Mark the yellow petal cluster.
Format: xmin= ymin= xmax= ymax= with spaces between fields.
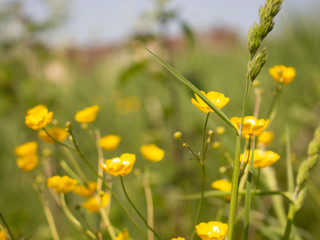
xmin=47 ymin=175 xmax=78 ymax=193
xmin=171 ymin=238 xmax=185 ymax=240
xmin=231 ymin=116 xmax=269 ymax=138
xmin=140 ymin=144 xmax=165 ymax=162
xmin=99 ymin=135 xmax=121 ymax=151
xmin=257 ymin=131 xmax=274 ymax=146
xmin=38 ymin=127 xmax=68 ymax=143
xmin=73 ymin=182 xmax=97 ymax=197
xmin=195 ymin=221 xmax=228 ymax=240
xmin=269 ymin=65 xmax=296 ymax=85
xmin=74 ymin=105 xmax=99 ymax=123
xmin=114 ymin=228 xmax=130 ymax=240
xmin=25 ymin=105 xmax=53 ymax=130
xmin=81 ymin=192 xmax=110 ymax=212
xmin=100 ymin=153 xmax=136 ymax=177
xmin=14 ymin=141 xmax=38 ymax=171
xmin=240 ymin=149 xmax=280 ymax=168
xmin=191 ymin=91 xmax=229 ymax=114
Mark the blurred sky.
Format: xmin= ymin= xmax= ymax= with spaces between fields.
xmin=13 ymin=0 xmax=320 ymax=47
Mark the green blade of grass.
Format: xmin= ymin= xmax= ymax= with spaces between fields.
xmin=286 ymin=125 xmax=295 ymax=193
xmin=142 ymin=44 xmax=239 ymax=134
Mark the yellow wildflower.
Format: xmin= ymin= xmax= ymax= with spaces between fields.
xmin=231 ymin=116 xmax=269 ymax=138
xmin=195 ymin=221 xmax=228 ymax=240
xmin=16 ymin=155 xmax=39 ymax=171
xmin=140 ymin=144 xmax=165 ymax=162
xmin=73 ymin=182 xmax=97 ymax=197
xmin=114 ymin=228 xmax=129 ymax=240
xmin=81 ymin=193 xmax=110 ymax=212
xmin=99 ymin=135 xmax=121 ymax=151
xmin=47 ymin=175 xmax=78 ymax=193
xmin=212 ymin=141 xmax=221 ymax=149
xmin=25 ymin=105 xmax=53 ymax=130
xmin=0 ymin=230 xmax=6 ymax=240
xmin=240 ymin=149 xmax=280 ymax=168
xmin=269 ymin=65 xmax=296 ymax=85
xmin=191 ymin=91 xmax=229 ymax=114
xmin=257 ymin=131 xmax=274 ymax=146
xmin=15 ymin=141 xmax=37 ymax=157
xmin=74 ymin=105 xmax=99 ymax=123
xmin=38 ymin=127 xmax=68 ymax=143
xmin=171 ymin=238 xmax=185 ymax=240
xmin=100 ymin=153 xmax=136 ymax=177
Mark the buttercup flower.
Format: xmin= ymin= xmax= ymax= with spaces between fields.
xmin=38 ymin=127 xmax=68 ymax=143
xmin=240 ymin=149 xmax=280 ymax=168
xmin=15 ymin=141 xmax=38 ymax=157
xmin=140 ymin=144 xmax=165 ymax=162
xmin=171 ymin=238 xmax=185 ymax=240
xmin=99 ymin=135 xmax=121 ymax=151
xmin=216 ymin=126 xmax=225 ymax=135
xmin=191 ymin=91 xmax=229 ymax=114
xmin=257 ymin=131 xmax=274 ymax=146
xmin=74 ymin=105 xmax=99 ymax=123
xmin=195 ymin=221 xmax=228 ymax=240
xmin=100 ymin=153 xmax=136 ymax=177
xmin=269 ymin=65 xmax=296 ymax=85
xmin=114 ymin=228 xmax=129 ymax=240
xmin=73 ymin=182 xmax=97 ymax=197
xmin=47 ymin=175 xmax=78 ymax=193
xmin=25 ymin=105 xmax=53 ymax=130
xmin=81 ymin=192 xmax=110 ymax=212
xmin=231 ymin=116 xmax=269 ymax=138
xmin=16 ymin=155 xmax=39 ymax=171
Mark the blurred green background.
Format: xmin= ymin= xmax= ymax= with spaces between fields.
xmin=0 ymin=1 xmax=319 ymax=239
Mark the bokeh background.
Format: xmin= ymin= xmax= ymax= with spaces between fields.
xmin=1 ymin=0 xmax=320 ymax=239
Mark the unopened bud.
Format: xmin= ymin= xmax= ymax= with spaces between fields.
xmin=208 ymin=130 xmax=214 ymax=136
xmin=66 ymin=121 xmax=73 ymax=130
xmin=212 ymin=141 xmax=221 ymax=149
xmin=182 ymin=143 xmax=188 ymax=148
xmin=217 ymin=126 xmax=225 ymax=135
xmin=253 ymin=80 xmax=260 ymax=87
xmin=174 ymin=131 xmax=182 ymax=140
xmin=219 ymin=166 xmax=227 ymax=174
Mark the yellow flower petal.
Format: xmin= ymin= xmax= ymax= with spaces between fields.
xmin=47 ymin=175 xmax=78 ymax=193
xmin=74 ymin=105 xmax=99 ymax=123
xmin=269 ymin=65 xmax=296 ymax=85
xmin=15 ymin=141 xmax=38 ymax=157
xmin=191 ymin=91 xmax=229 ymax=114
xmin=99 ymin=135 xmax=121 ymax=151
xmin=38 ymin=127 xmax=68 ymax=143
xmin=100 ymin=153 xmax=136 ymax=176
xmin=114 ymin=228 xmax=129 ymax=240
xmin=195 ymin=221 xmax=228 ymax=240
xmin=140 ymin=144 xmax=165 ymax=162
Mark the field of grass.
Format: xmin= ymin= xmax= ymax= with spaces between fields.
xmin=0 ymin=3 xmax=320 ymax=239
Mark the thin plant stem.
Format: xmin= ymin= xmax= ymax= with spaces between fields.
xmin=191 ymin=113 xmax=210 ymax=240
xmin=62 ymin=148 xmax=88 ymax=183
xmin=244 ymin=137 xmax=256 ymax=240
xmin=120 ymin=176 xmax=162 ymax=240
xmin=41 ymin=196 xmax=61 ymax=240
xmin=68 ymin=128 xmax=147 ymax=239
xmin=59 ymin=193 xmax=96 ymax=239
xmin=0 ymin=213 xmax=15 ymax=240
xmin=143 ymin=166 xmax=154 ymax=240
xmin=42 ymin=128 xmax=76 ymax=152
xmin=286 ymin=125 xmax=295 ymax=193
xmin=266 ymin=83 xmax=283 ymax=125
xmin=100 ymin=208 xmax=116 ymax=239
xmin=228 ymin=64 xmax=253 ymax=240
xmin=59 ymin=160 xmax=81 ymax=181
xmin=283 ymin=204 xmax=296 ymax=240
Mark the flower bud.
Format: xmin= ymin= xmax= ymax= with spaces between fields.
xmin=173 ymin=131 xmax=182 ymax=140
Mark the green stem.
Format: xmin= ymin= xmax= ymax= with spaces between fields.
xmin=244 ymin=137 xmax=255 ymax=240
xmin=0 ymin=213 xmax=15 ymax=240
xmin=120 ymin=176 xmax=162 ymax=240
xmin=68 ymin=129 xmax=147 ymax=239
xmin=266 ymin=83 xmax=283 ymax=125
xmin=286 ymin=125 xmax=295 ymax=193
xmin=42 ymin=128 xmax=76 ymax=152
xmin=191 ymin=113 xmax=210 ymax=240
xmin=100 ymin=209 xmax=116 ymax=239
xmin=60 ymin=193 xmax=96 ymax=239
xmin=42 ymin=199 xmax=61 ymax=240
xmin=283 ymin=204 xmax=296 ymax=240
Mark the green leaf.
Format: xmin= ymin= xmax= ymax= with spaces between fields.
xmin=142 ymin=44 xmax=239 ymax=134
